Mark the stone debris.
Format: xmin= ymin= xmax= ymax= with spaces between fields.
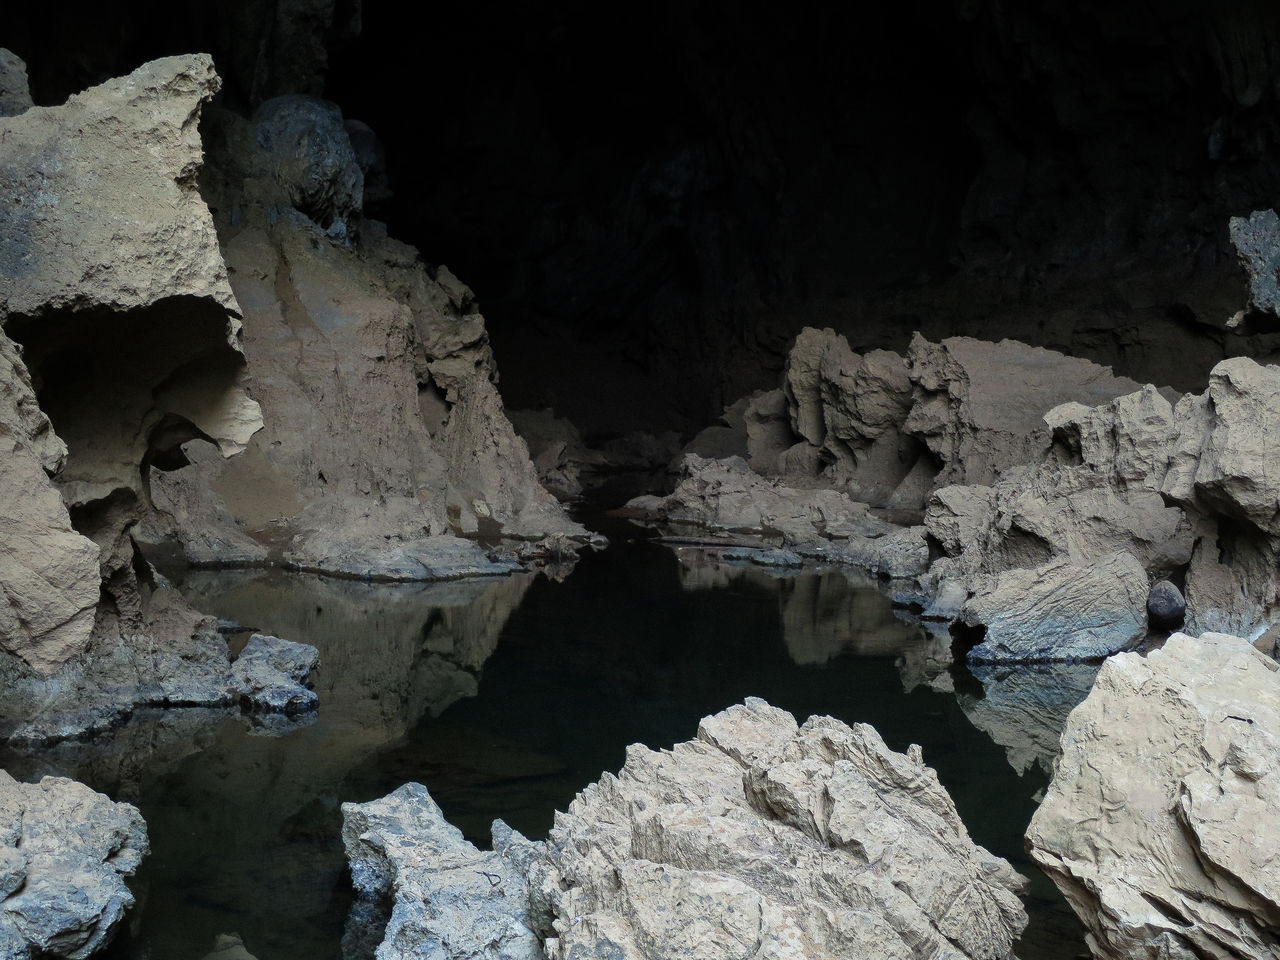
xmin=1027 ymin=631 xmax=1280 ymax=960
xmin=345 ymin=699 xmax=1029 ymax=960
xmin=0 ymin=772 xmax=148 ymax=959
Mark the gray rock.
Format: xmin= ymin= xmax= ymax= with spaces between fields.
xmin=0 ymin=49 xmax=32 ymax=118
xmin=0 ymin=772 xmax=148 ymax=959
xmin=229 ymin=633 xmax=319 ymax=714
xmin=1229 ymin=208 xmax=1280 ymax=316
xmin=964 ymin=552 xmax=1149 ymax=662
xmin=341 ymin=783 xmax=542 ymax=960
xmin=1027 ymin=632 xmax=1280 ymax=960
xmin=1146 ymin=579 xmax=1185 ymax=629
xmin=252 ymin=95 xmax=363 ymax=237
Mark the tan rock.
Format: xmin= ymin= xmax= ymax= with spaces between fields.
xmin=1027 ymin=632 xmax=1280 ymax=960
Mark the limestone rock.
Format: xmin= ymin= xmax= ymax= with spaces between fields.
xmin=1229 ymin=208 xmax=1280 ymax=316
xmin=229 ymin=633 xmax=319 ymax=714
xmin=0 ymin=772 xmax=148 ymax=959
xmin=252 ymin=95 xmax=363 ymax=238
xmin=342 ymin=783 xmax=541 ymax=960
xmin=0 ymin=54 xmax=238 ymax=318
xmin=1027 ymin=632 xmax=1280 ymax=960
xmin=536 ymin=699 xmax=1028 ymax=959
xmin=0 ymin=49 xmax=32 ymax=118
xmin=904 ymin=334 xmax=1146 ymax=489
xmin=964 ymin=552 xmax=1149 ymax=662
xmin=347 ymin=700 xmax=1029 ymax=960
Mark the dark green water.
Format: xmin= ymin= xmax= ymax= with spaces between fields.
xmin=2 ymin=537 xmax=1087 ymax=960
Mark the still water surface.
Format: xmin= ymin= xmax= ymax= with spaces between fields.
xmin=3 ymin=535 xmax=1088 ymax=959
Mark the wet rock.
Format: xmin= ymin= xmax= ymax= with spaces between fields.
xmin=0 ymin=772 xmax=148 ymax=959
xmin=0 ymin=49 xmax=32 ymax=118
xmin=229 ymin=633 xmax=319 ymax=714
xmin=720 ymin=546 xmax=804 ymax=568
xmin=1146 ymin=579 xmax=1185 ymax=629
xmin=349 ymin=699 xmax=1028 ymax=960
xmin=342 ymin=783 xmax=542 ymax=960
xmin=1229 ymin=208 xmax=1280 ymax=316
xmin=1027 ymin=632 xmax=1280 ymax=960
xmin=964 ymin=552 xmax=1149 ymax=663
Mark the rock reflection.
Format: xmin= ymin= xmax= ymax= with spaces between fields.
xmin=959 ymin=662 xmax=1101 ymax=778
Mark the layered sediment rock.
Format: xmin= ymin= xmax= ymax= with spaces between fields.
xmin=345 ymin=699 xmax=1029 ymax=960
xmin=142 ymin=93 xmax=587 ymax=577
xmin=0 ymin=772 xmax=148 ymax=959
xmin=1027 ymin=632 xmax=1280 ymax=959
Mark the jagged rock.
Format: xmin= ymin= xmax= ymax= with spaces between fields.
xmin=964 ymin=552 xmax=1149 ymax=662
xmin=347 ymin=700 xmax=1029 ymax=960
xmin=1146 ymin=579 xmax=1185 ymax=629
xmin=960 ymin=662 xmax=1100 ymax=777
xmin=229 ymin=633 xmax=319 ymax=713
xmin=904 ymin=334 xmax=1147 ymax=489
xmin=0 ymin=49 xmax=32 ymax=118
xmin=253 ymin=95 xmax=363 ymax=238
xmin=743 ymin=388 xmax=795 ymax=474
xmin=1230 ymin=208 xmax=1280 ymax=316
xmin=0 ymin=55 xmax=262 ymax=683
xmin=199 ymin=933 xmax=261 ymax=960
xmin=0 ymin=772 xmax=148 ymax=959
xmin=342 ymin=783 xmax=542 ymax=960
xmin=140 ymin=104 xmax=584 ymax=576
xmin=1027 ymin=632 xmax=1280 ymax=960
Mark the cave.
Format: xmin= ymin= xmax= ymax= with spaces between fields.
xmin=4 ymin=5 xmax=1280 ymax=960
xmin=12 ymin=1 xmax=1280 ymax=438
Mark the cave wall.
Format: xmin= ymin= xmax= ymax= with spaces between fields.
xmin=10 ymin=0 xmax=1280 ymax=437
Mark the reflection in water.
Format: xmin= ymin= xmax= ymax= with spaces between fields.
xmin=0 ymin=540 xmax=1087 ymax=960
xmin=960 ymin=662 xmax=1101 ymax=779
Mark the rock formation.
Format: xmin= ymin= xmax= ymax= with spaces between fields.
xmin=139 ymin=92 xmax=588 ymax=577
xmin=345 ymin=699 xmax=1029 ymax=960
xmin=0 ymin=772 xmax=148 ymax=959
xmin=1027 ymin=632 xmax=1280 ymax=959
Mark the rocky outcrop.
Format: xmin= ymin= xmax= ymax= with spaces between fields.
xmin=346 ymin=699 xmax=1029 ymax=960
xmin=1230 ymin=208 xmax=1280 ymax=317
xmin=0 ymin=55 xmax=263 ymax=699
xmin=0 ymin=772 xmax=148 ymax=959
xmin=140 ymin=93 xmax=587 ymax=578
xmin=1027 ymin=632 xmax=1280 ymax=960
xmin=342 ymin=784 xmax=541 ymax=960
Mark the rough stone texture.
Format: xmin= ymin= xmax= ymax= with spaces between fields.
xmin=0 ymin=50 xmax=31 ymax=120
xmin=1146 ymin=579 xmax=1186 ymax=629
xmin=140 ymin=99 xmax=585 ymax=578
xmin=228 ymin=633 xmax=319 ymax=714
xmin=342 ymin=783 xmax=542 ymax=960
xmin=1230 ymin=208 xmax=1280 ymax=316
xmin=0 ymin=771 xmax=148 ymax=959
xmin=1027 ymin=632 xmax=1280 ymax=960
xmin=964 ymin=552 xmax=1149 ymax=663
xmin=904 ymin=334 xmax=1147 ymax=489
xmin=347 ymin=700 xmax=1028 ymax=960
xmin=0 ymin=55 xmax=262 ymax=680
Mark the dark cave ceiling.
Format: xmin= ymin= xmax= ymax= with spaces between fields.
xmin=9 ymin=0 xmax=1280 ymax=433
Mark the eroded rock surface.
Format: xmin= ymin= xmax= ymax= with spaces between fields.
xmin=0 ymin=772 xmax=147 ymax=959
xmin=346 ymin=699 xmax=1029 ymax=960
xmin=1027 ymin=632 xmax=1280 ymax=960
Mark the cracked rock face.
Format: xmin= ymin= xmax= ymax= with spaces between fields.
xmin=1027 ymin=631 xmax=1280 ymax=960
xmin=0 ymin=772 xmax=148 ymax=959
xmin=345 ymin=699 xmax=1029 ymax=960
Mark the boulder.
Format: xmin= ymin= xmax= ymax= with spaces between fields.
xmin=229 ymin=633 xmax=319 ymax=714
xmin=347 ymin=699 xmax=1030 ymax=960
xmin=0 ymin=772 xmax=148 ymax=959
xmin=963 ymin=552 xmax=1149 ymax=662
xmin=1027 ymin=632 xmax=1280 ymax=960
xmin=1146 ymin=579 xmax=1186 ymax=629
xmin=0 ymin=49 xmax=32 ymax=118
